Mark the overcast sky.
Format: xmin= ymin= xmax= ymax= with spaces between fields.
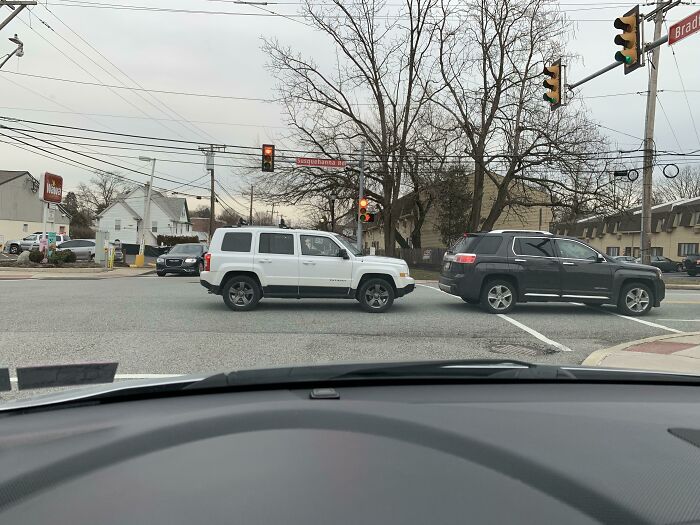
xmin=1 ymin=0 xmax=699 ymax=221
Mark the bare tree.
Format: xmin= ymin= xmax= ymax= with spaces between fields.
xmin=77 ymin=171 xmax=130 ymax=216
xmin=262 ymin=0 xmax=438 ymax=256
xmin=655 ymin=167 xmax=700 ymax=202
xmin=433 ymin=0 xmax=606 ymax=231
xmin=191 ymin=205 xmax=211 ymax=218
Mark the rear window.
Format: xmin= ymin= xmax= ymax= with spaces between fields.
xmin=259 ymin=233 xmax=294 ymax=255
xmin=221 ymin=232 xmax=252 ymax=252
xmin=475 ymin=236 xmax=502 ymax=254
xmin=449 ymin=236 xmax=481 ymax=254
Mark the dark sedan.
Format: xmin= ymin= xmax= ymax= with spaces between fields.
xmin=684 ymin=254 xmax=700 ymax=276
xmin=635 ymin=255 xmax=683 ymax=273
xmin=156 ymin=243 xmax=207 ymax=276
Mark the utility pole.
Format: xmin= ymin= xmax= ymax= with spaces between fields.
xmin=270 ymin=202 xmax=276 ymax=225
xmin=199 ymin=144 xmax=225 ymax=240
xmin=640 ymin=3 xmax=665 ymax=265
xmin=0 ymin=1 xmax=36 ymax=33
xmin=135 ymin=156 xmax=156 ymax=267
xmin=249 ymin=185 xmax=254 ymax=225
xmin=356 ymin=142 xmax=365 ymax=251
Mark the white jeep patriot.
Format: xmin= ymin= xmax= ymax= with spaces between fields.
xmin=200 ymin=227 xmax=415 ymax=313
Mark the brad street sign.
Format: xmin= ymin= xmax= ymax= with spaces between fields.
xmin=669 ymin=9 xmax=700 ymax=45
xmin=296 ymin=157 xmax=346 ymax=168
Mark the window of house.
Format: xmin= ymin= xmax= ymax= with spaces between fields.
xmin=650 ymin=247 xmax=663 ymax=256
xmin=258 ymin=233 xmax=294 ymax=255
xmin=613 ymin=222 xmax=619 ymax=233
xmin=694 ymin=211 xmax=700 ymax=226
xmin=678 ymin=243 xmax=699 ymax=256
xmin=22 ymin=224 xmax=28 ymax=233
xmin=606 ymin=247 xmax=620 ymax=256
xmin=151 ymin=221 xmax=158 ymax=233
xmin=115 ymin=219 xmax=121 ymax=231
xmin=633 ymin=247 xmax=641 ymax=258
xmin=673 ymin=213 xmax=681 ymax=227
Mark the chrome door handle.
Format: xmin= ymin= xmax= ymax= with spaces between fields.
xmin=259 ymin=258 xmax=272 ymax=263
xmin=514 ymin=258 xmax=526 ymax=263
xmin=302 ymin=260 xmax=316 ymax=265
xmin=562 ymin=261 xmax=575 ymax=266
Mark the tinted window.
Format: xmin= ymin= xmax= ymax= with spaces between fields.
xmin=60 ymin=240 xmax=76 ymax=248
xmin=169 ymin=244 xmax=202 ymax=255
xmin=514 ymin=237 xmax=555 ymax=257
xmin=301 ymin=235 xmax=341 ymax=256
xmin=557 ymin=239 xmax=598 ymax=261
xmin=78 ymin=240 xmax=94 ymax=247
xmin=221 ymin=232 xmax=252 ymax=252
xmin=449 ymin=236 xmax=481 ymax=254
xmin=475 ymin=236 xmax=502 ymax=255
xmin=259 ymin=233 xmax=294 ymax=255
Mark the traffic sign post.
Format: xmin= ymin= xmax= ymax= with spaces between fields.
xmin=669 ymin=9 xmax=700 ymax=45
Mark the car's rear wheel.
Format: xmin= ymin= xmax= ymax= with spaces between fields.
xmin=9 ymin=244 xmax=19 ymax=255
xmin=222 ymin=276 xmax=261 ymax=311
xmin=157 ymin=271 xmax=166 ymax=277
xmin=617 ymin=282 xmax=653 ymax=316
xmin=197 ymin=262 xmax=204 ymax=276
xmin=689 ymin=270 xmax=697 ymax=277
xmin=480 ymin=279 xmax=516 ymax=314
xmin=358 ymin=278 xmax=395 ymax=313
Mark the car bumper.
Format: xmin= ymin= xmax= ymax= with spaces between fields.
xmin=156 ymin=263 xmax=199 ymax=274
xmin=200 ymin=279 xmax=220 ymax=295
xmin=654 ymin=279 xmax=665 ymax=307
xmin=396 ymin=283 xmax=415 ymax=297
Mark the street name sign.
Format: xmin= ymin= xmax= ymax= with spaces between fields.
xmin=296 ymin=157 xmax=347 ymax=168
xmin=669 ymin=10 xmax=700 ymax=45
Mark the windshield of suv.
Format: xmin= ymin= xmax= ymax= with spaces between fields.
xmin=168 ymin=244 xmax=202 ymax=255
xmin=1 ymin=0 xmax=698 ymax=407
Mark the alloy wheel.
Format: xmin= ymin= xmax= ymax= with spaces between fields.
xmin=487 ymin=285 xmax=513 ymax=311
xmin=365 ymin=284 xmax=389 ymax=309
xmin=625 ymin=287 xmax=650 ymax=313
xmin=229 ymin=281 xmax=255 ymax=307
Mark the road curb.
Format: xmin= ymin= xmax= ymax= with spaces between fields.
xmin=582 ymin=331 xmax=700 ymax=366
xmin=665 ymin=283 xmax=700 ymax=290
xmin=0 ymin=267 xmax=106 ymax=273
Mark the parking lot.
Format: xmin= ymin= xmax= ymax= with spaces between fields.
xmin=0 ymin=276 xmax=698 ymax=382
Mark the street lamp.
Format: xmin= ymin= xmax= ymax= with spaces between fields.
xmin=135 ymin=156 xmax=156 ymax=267
xmin=0 ymin=34 xmax=23 ymax=70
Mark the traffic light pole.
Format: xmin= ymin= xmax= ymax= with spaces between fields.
xmin=640 ymin=5 xmax=665 ymax=265
xmin=356 ymin=142 xmax=365 ymax=252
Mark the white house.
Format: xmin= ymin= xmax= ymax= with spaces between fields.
xmin=97 ymin=186 xmax=191 ymax=246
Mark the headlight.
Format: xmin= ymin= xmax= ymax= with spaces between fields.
xmin=185 ymin=258 xmax=197 ymax=263
xmin=656 ymin=268 xmax=662 ymax=277
xmin=156 ymin=257 xmax=164 ymax=263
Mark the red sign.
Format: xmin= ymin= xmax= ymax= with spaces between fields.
xmin=669 ymin=10 xmax=700 ymax=45
xmin=42 ymin=172 xmax=63 ymax=203
xmin=296 ymin=157 xmax=346 ymax=168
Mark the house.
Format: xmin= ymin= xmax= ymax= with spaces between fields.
xmin=553 ymin=196 xmax=700 ymax=259
xmin=97 ymin=185 xmax=191 ymax=246
xmin=190 ymin=217 xmax=226 ymax=243
xmin=363 ymin=176 xmax=554 ymax=250
xmin=0 ymin=170 xmax=71 ymax=246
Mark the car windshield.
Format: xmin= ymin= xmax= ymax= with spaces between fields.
xmin=168 ymin=244 xmax=201 ymax=255
xmin=1 ymin=0 xmax=699 ymax=409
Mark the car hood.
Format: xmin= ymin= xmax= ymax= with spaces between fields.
xmin=356 ymin=255 xmax=407 ymax=267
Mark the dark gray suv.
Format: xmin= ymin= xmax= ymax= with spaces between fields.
xmin=438 ymin=230 xmax=665 ymax=316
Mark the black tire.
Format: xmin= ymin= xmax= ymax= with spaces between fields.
xmin=461 ymin=297 xmax=479 ymax=304
xmin=617 ymin=282 xmax=653 ymax=316
xmin=480 ymin=279 xmax=516 ymax=314
xmin=222 ymin=275 xmax=261 ymax=311
xmin=358 ymin=278 xmax=395 ymax=313
xmin=157 ymin=271 xmax=166 ymax=277
xmin=689 ymin=271 xmax=697 ymax=277
xmin=9 ymin=244 xmax=19 ymax=255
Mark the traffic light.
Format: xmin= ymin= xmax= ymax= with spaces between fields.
xmin=614 ymin=5 xmax=643 ymax=75
xmin=542 ymin=59 xmax=565 ymax=110
xmin=358 ymin=197 xmax=374 ymax=223
xmin=262 ymin=144 xmax=275 ymax=172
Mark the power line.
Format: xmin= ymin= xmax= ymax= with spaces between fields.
xmin=665 ymin=20 xmax=700 ymax=147
xmin=656 ymin=94 xmax=683 ymax=152
xmin=0 ymin=70 xmax=274 ymax=101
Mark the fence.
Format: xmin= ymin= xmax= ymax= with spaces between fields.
xmin=371 ymin=247 xmax=447 ymax=270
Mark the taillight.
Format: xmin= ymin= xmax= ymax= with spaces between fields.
xmin=454 ymin=253 xmax=476 ymax=264
xmin=204 ymin=253 xmax=211 ymax=271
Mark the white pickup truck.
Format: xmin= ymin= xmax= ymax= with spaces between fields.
xmin=200 ymin=226 xmax=415 ymax=313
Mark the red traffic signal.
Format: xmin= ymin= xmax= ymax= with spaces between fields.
xmin=262 ymin=144 xmax=275 ymax=172
xmin=359 ymin=197 xmax=374 ymax=222
xmin=360 ymin=213 xmax=375 ymax=223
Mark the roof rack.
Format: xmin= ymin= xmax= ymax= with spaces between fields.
xmin=489 ymin=230 xmax=553 ymax=235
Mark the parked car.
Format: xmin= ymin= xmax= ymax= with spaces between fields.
xmin=200 ymin=227 xmax=415 ymax=312
xmin=56 ymin=239 xmax=96 ymax=261
xmin=634 ymin=255 xmax=683 ymax=273
xmin=157 ymin=243 xmax=207 ymax=276
xmin=613 ymin=256 xmax=638 ymax=264
xmin=683 ymin=254 xmax=700 ymax=276
xmin=438 ymin=230 xmax=665 ymax=316
xmin=4 ymin=233 xmax=70 ymax=254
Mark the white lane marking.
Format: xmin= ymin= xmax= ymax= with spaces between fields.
xmin=8 ymin=373 xmax=185 ymax=383
xmin=416 ymin=284 xmax=572 ymax=352
xmin=657 ymin=319 xmax=700 ymax=322
xmin=572 ymin=302 xmax=684 ymax=334
xmin=496 ymin=314 xmax=572 ymax=352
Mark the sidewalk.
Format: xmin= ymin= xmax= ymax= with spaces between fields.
xmin=583 ymin=332 xmax=700 ymax=374
xmin=0 ymin=267 xmax=155 ymax=280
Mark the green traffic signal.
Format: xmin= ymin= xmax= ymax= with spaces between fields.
xmin=614 ymin=51 xmax=633 ymax=64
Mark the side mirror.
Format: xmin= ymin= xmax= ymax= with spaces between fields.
xmin=597 ymin=253 xmax=606 ymax=263
xmin=338 ymin=248 xmax=349 ymax=260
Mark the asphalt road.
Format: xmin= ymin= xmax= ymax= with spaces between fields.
xmin=1 ymin=275 xmax=699 ymax=381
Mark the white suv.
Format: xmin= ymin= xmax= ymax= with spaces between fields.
xmin=200 ymin=227 xmax=415 ymax=313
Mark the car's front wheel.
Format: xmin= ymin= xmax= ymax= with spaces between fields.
xmin=480 ymin=279 xmax=516 ymax=314
xmin=358 ymin=278 xmax=395 ymax=313
xmin=617 ymin=282 xmax=653 ymax=316
xmin=157 ymin=271 xmax=166 ymax=277
xmin=688 ymin=270 xmax=697 ymax=277
xmin=222 ymin=276 xmax=261 ymax=311
xmin=9 ymin=244 xmax=19 ymax=255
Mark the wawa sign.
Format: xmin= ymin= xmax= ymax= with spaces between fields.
xmin=42 ymin=172 xmax=63 ymax=203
